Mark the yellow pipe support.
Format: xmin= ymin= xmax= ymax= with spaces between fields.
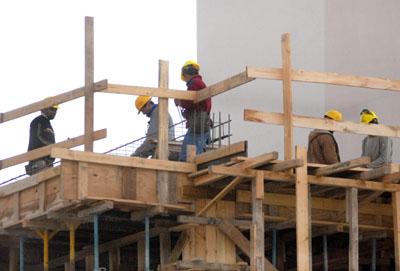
xmin=69 ymin=223 xmax=76 ymax=268
xmin=43 ymin=230 xmax=49 ymax=271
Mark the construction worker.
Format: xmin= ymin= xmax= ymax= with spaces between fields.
xmin=360 ymin=109 xmax=392 ymax=168
xmin=175 ymin=60 xmax=212 ymax=161
xmin=25 ymin=104 xmax=58 ymax=175
xmin=131 ymin=96 xmax=175 ymax=158
xmin=307 ymin=110 xmax=342 ymax=164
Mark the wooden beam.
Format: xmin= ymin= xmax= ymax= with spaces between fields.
xmin=0 ymin=80 xmax=107 ymax=124
xmin=77 ymin=201 xmax=114 ymax=218
xmin=313 ymin=157 xmax=370 ymax=176
xmin=244 ymin=109 xmax=400 ymax=138
xmin=104 ymin=84 xmax=197 ymax=100
xmin=346 ymin=188 xmax=359 ymax=271
xmin=393 ymin=191 xmax=400 ymax=271
xmin=177 ymin=215 xmax=251 ymax=229
xmin=195 ymin=71 xmax=254 ymax=102
xmin=355 ymin=164 xmax=394 ymax=180
xmin=251 ymin=171 xmax=264 ymax=271
xmin=175 ymin=260 xmax=250 ymax=271
xmin=51 ymin=148 xmax=196 ymax=173
xmin=193 ymin=141 xmax=247 ymax=165
xmin=264 ymin=159 xmax=303 ymax=171
xmin=0 ymin=129 xmax=107 ymax=170
xmin=157 ymin=60 xmax=170 ymax=204
xmin=281 ymin=33 xmax=293 ymax=160
xmin=84 ymin=16 xmax=94 ymax=152
xmin=159 ymin=231 xmax=171 ymax=265
xmin=137 ymin=239 xmax=145 ymax=271
xmin=360 ymin=171 xmax=400 ymax=203
xmin=131 ymin=206 xmax=166 ymax=221
xmin=168 ymin=231 xmax=189 ymax=263
xmin=247 ymin=66 xmax=400 ymax=92
xmin=188 ymin=160 xmax=241 ymax=178
xmin=295 ymin=146 xmax=311 ymax=271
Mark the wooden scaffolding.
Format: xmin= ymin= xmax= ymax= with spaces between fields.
xmin=1 ymin=17 xmax=400 ymax=271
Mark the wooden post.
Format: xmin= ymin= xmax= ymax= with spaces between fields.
xmin=157 ymin=60 xmax=170 ymax=204
xmin=393 ymin=191 xmax=400 ymax=271
xmin=251 ymin=171 xmax=265 ymax=271
xmin=84 ymin=16 xmax=94 ymax=152
xmin=109 ymin=247 xmax=120 ymax=271
xmin=9 ymin=247 xmax=18 ymax=271
xmin=346 ymin=188 xmax=359 ymax=271
xmin=159 ymin=232 xmax=171 ymax=266
xmin=281 ymin=33 xmax=293 ymax=160
xmin=295 ymin=146 xmax=311 ymax=271
xmin=85 ymin=255 xmax=93 ymax=271
xmin=138 ymin=239 xmax=145 ymax=271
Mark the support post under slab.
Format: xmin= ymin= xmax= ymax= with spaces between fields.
xmin=145 ymin=216 xmax=150 ymax=271
xmin=19 ymin=237 xmax=24 ymax=271
xmin=93 ymin=214 xmax=99 ymax=271
xmin=323 ymin=235 xmax=328 ymax=271
xmin=371 ymin=238 xmax=376 ymax=271
xmin=272 ymin=230 xmax=277 ymax=266
xmin=69 ymin=223 xmax=77 ymax=271
xmin=44 ymin=231 xmax=49 ymax=271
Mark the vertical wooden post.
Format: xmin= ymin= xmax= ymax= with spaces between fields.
xmin=251 ymin=171 xmax=265 ymax=271
xmin=393 ymin=191 xmax=400 ymax=271
xmin=85 ymin=255 xmax=94 ymax=271
xmin=281 ymin=33 xmax=293 ymax=160
xmin=159 ymin=232 xmax=171 ymax=266
xmin=157 ymin=60 xmax=170 ymax=204
xmin=9 ymin=247 xmax=18 ymax=271
xmin=109 ymin=247 xmax=120 ymax=271
xmin=346 ymin=188 xmax=359 ymax=271
xmin=84 ymin=16 xmax=94 ymax=152
xmin=295 ymin=145 xmax=310 ymax=271
xmin=138 ymin=239 xmax=145 ymax=271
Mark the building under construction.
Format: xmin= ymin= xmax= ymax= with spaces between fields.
xmin=1 ymin=16 xmax=400 ymax=271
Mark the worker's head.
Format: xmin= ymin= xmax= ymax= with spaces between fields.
xmin=135 ymin=96 xmax=153 ymax=115
xmin=324 ymin=110 xmax=342 ymax=121
xmin=41 ymin=104 xmax=58 ymax=120
xmin=360 ymin=109 xmax=379 ymax=124
xmin=181 ymin=60 xmax=200 ymax=82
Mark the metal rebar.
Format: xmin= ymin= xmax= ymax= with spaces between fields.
xmin=228 ymin=114 xmax=231 ymax=146
xmin=145 ymin=216 xmax=150 ymax=271
xmin=218 ymin=112 xmax=222 ymax=147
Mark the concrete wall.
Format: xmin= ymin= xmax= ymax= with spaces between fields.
xmin=325 ymin=0 xmax=400 ymax=163
xmin=197 ymin=0 xmax=326 ymax=157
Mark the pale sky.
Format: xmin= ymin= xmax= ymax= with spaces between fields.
xmin=0 ymin=0 xmax=197 ymax=182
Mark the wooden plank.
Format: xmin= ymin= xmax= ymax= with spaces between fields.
xmin=193 ymin=141 xmax=247 ymax=165
xmin=355 ymin=164 xmax=394 ymax=180
xmin=264 ymin=159 xmax=303 ymax=171
xmin=188 ymin=160 xmax=240 ymax=178
xmin=137 ymin=239 xmax=145 ymax=271
xmin=38 ymin=182 xmax=46 ymax=212
xmin=247 ymin=66 xmax=400 ymax=92
xmin=346 ymin=188 xmax=359 ymax=271
xmin=77 ymin=201 xmax=113 ymax=217
xmin=131 ymin=206 xmax=165 ymax=221
xmin=177 ymin=215 xmax=251 ymax=229
xmin=9 ymin=247 xmax=18 ymax=271
xmin=0 ymin=80 xmax=107 ymax=124
xmin=295 ymin=146 xmax=310 ymax=271
xmin=0 ymin=167 xmax=61 ymax=198
xmin=77 ymin=162 xmax=89 ymax=199
xmin=104 ymin=84 xmax=197 ymax=100
xmin=108 ymin=248 xmax=120 ymax=271
xmin=244 ymin=109 xmax=400 ymax=138
xmin=0 ymin=129 xmax=107 ymax=170
xmin=195 ymin=71 xmax=254 ymax=102
xmin=84 ymin=16 xmax=94 ymax=152
xmin=236 ymin=190 xmax=392 ymax=217
xmin=251 ymin=171 xmax=264 ymax=271
xmin=160 ymin=231 xmax=171 ymax=265
xmin=175 ymin=260 xmax=250 ymax=271
xmin=281 ymin=33 xmax=293 ymax=160
xmin=313 ymin=157 xmax=370 ymax=176
xmin=360 ymin=171 xmax=400 ymax=203
xmin=157 ymin=60 xmax=170 ymax=204
xmin=393 ymin=191 xmax=400 ymax=271
xmin=168 ymin=231 xmax=189 ymax=263
xmin=51 ymin=148 xmax=196 ymax=173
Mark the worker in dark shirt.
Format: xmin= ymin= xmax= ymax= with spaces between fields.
xmin=25 ymin=104 xmax=58 ymax=175
xmin=175 ymin=60 xmax=212 ymax=161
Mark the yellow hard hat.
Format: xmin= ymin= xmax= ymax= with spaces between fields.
xmin=135 ymin=96 xmax=151 ymax=114
xmin=324 ymin=110 xmax=342 ymax=121
xmin=51 ymin=104 xmax=59 ymax=109
xmin=360 ymin=109 xmax=378 ymax=124
xmin=181 ymin=60 xmax=200 ymax=81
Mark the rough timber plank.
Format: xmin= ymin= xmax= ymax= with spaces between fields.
xmin=195 ymin=71 xmax=255 ymax=102
xmin=104 ymin=84 xmax=197 ymax=100
xmin=0 ymin=80 xmax=107 ymax=124
xmin=346 ymin=188 xmax=359 ymax=271
xmin=251 ymin=171 xmax=264 ymax=271
xmin=193 ymin=141 xmax=247 ymax=165
xmin=246 ymin=66 xmax=400 ymax=92
xmin=360 ymin=171 xmax=400 ymax=203
xmin=281 ymin=33 xmax=293 ymax=160
xmin=51 ymin=148 xmax=195 ymax=173
xmin=157 ymin=60 xmax=170 ymax=205
xmin=84 ymin=16 xmax=94 ymax=152
xmin=313 ymin=157 xmax=370 ymax=176
xmin=244 ymin=109 xmax=400 ymax=138
xmin=0 ymin=129 xmax=106 ymax=170
xmin=393 ymin=191 xmax=400 ymax=271
xmin=295 ymin=146 xmax=311 ymax=271
xmin=168 ymin=231 xmax=189 ymax=263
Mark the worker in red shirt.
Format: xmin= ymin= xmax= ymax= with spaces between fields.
xmin=175 ymin=60 xmax=211 ymax=161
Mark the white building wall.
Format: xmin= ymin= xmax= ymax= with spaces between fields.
xmin=325 ymin=0 xmax=400 ymax=163
xmin=197 ymin=0 xmax=326 ymax=157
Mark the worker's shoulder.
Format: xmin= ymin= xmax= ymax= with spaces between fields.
xmin=30 ymin=115 xmax=48 ymax=126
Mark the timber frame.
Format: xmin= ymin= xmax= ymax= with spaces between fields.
xmin=1 ymin=18 xmax=400 ymax=271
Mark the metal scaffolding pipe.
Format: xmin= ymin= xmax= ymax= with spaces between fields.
xmin=372 ymin=238 xmax=376 ymax=271
xmin=145 ymin=216 xmax=150 ymax=271
xmin=323 ymin=235 xmax=328 ymax=271
xmin=19 ymin=237 xmax=24 ymax=271
xmin=69 ymin=223 xmax=76 ymax=270
xmin=44 ymin=231 xmax=49 ymax=271
xmin=93 ymin=214 xmax=100 ymax=270
xmin=272 ymin=230 xmax=277 ymax=265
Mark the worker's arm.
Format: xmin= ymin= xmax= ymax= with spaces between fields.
xmin=369 ymin=137 xmax=393 ymax=168
xmin=36 ymin=123 xmax=55 ymax=146
xmin=321 ymin=134 xmax=340 ymax=164
xmin=132 ymin=139 xmax=156 ymax=158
